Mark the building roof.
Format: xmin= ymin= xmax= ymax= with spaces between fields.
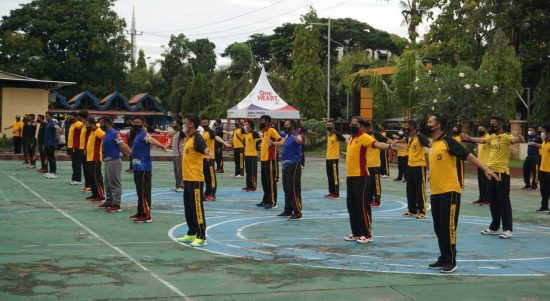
xmin=0 ymin=70 xmax=75 ymax=89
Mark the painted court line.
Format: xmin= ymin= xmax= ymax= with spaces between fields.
xmin=6 ymin=174 xmax=193 ymax=301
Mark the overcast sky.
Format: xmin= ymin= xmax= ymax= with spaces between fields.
xmin=0 ymin=0 xmax=430 ymax=67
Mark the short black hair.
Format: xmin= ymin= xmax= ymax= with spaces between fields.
xmin=351 ymin=116 xmax=362 ymax=123
xmin=260 ymin=115 xmax=272 ymax=123
xmin=99 ymin=116 xmax=112 ymax=125
xmin=78 ymin=110 xmax=89 ymax=119
xmin=185 ymin=114 xmax=200 ymax=128
xmin=432 ymin=114 xmax=448 ymax=129
xmin=86 ymin=117 xmax=96 ymax=125
xmin=491 ymin=116 xmax=505 ymax=125
xmin=285 ymin=119 xmax=297 ymax=128
xmin=246 ymin=120 xmax=255 ymax=130
xmin=360 ymin=120 xmax=372 ymax=128
xmin=201 ymin=116 xmax=210 ymax=122
xmin=69 ymin=112 xmax=77 ymax=117
xmin=133 ymin=116 xmax=145 ymax=123
xmin=407 ymin=120 xmax=417 ymax=129
xmin=37 ymin=114 xmax=45 ymax=120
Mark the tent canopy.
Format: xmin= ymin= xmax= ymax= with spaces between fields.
xmin=227 ymin=67 xmax=300 ymax=119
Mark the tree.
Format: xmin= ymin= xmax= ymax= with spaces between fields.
xmin=222 ymin=43 xmax=254 ymax=79
xmin=399 ymin=0 xmax=434 ymax=47
xmin=290 ymin=8 xmax=326 ymax=119
xmin=531 ymin=65 xmax=550 ymax=125
xmin=0 ymin=0 xmax=129 ymax=96
xmin=182 ymin=73 xmax=212 ymax=115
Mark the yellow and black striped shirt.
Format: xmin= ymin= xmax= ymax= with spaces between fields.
xmin=429 ymin=134 xmax=469 ymax=194
xmin=182 ymin=131 xmax=207 ymax=182
xmin=407 ymin=133 xmax=430 ymax=167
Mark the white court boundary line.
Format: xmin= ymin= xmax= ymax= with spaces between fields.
xmin=6 ymin=174 xmax=192 ymax=301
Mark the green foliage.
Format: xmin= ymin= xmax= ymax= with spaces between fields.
xmin=392 ymin=50 xmax=420 ymax=119
xmin=301 ymin=119 xmax=326 ymax=150
xmin=182 ymin=73 xmax=212 ymax=115
xmin=290 ymin=8 xmax=326 ymax=119
xmin=222 ymin=43 xmax=253 ymax=79
xmin=0 ymin=0 xmax=129 ymax=96
xmin=0 ymin=134 xmax=11 ymax=148
xmin=531 ymin=66 xmax=550 ymax=125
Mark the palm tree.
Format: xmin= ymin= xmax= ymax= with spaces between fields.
xmin=399 ymin=0 xmax=433 ymax=47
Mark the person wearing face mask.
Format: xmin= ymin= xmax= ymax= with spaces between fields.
xmin=214 ymin=119 xmax=225 ymax=173
xmin=66 ymin=112 xmax=85 ymax=185
xmin=344 ymin=116 xmax=397 ymax=244
xmin=425 ymin=114 xmax=498 ymax=273
xmin=36 ymin=115 xmax=48 ymax=173
xmin=393 ymin=127 xmax=409 ymax=182
xmin=98 ymin=116 xmax=131 ymax=212
xmin=530 ymin=125 xmax=550 ymax=212
xmin=403 ymin=120 xmax=431 ymax=219
xmin=79 ymin=113 xmax=94 ymax=193
xmin=257 ymin=115 xmax=285 ymax=209
xmin=4 ymin=115 xmax=24 ymax=154
xmin=324 ymin=119 xmax=345 ymax=199
xmin=43 ymin=111 xmax=62 ymax=179
xmin=84 ymin=118 xmax=106 ymax=202
xmin=462 ymin=116 xmax=524 ymax=239
xmin=126 ymin=119 xmax=137 ymax=173
xmin=378 ymin=123 xmax=390 ymax=178
xmin=232 ymin=119 xmax=246 ymax=178
xmin=452 ymin=125 xmax=465 ymax=189
xmin=170 ymin=118 xmax=185 ymax=193
xmin=201 ymin=116 xmax=232 ymax=201
xmin=522 ymin=126 xmax=543 ymax=190
xmin=243 ymin=120 xmax=260 ymax=192
xmin=277 ymin=120 xmax=304 ymax=220
xmin=472 ymin=124 xmax=491 ymax=206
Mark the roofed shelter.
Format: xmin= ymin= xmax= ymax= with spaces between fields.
xmin=0 ymin=70 xmax=75 ymax=138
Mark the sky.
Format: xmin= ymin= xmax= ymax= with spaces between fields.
xmin=0 ymin=0 xmax=430 ymax=67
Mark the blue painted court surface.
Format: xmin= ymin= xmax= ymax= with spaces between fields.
xmin=122 ymin=187 xmax=550 ymax=277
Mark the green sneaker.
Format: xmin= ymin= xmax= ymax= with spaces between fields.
xmin=177 ymin=234 xmax=196 ymax=243
xmin=190 ymin=238 xmax=207 ymax=247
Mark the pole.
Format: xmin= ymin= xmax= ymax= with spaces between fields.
xmin=327 ymin=18 xmax=331 ymax=120
xmin=346 ymin=91 xmax=349 ymax=120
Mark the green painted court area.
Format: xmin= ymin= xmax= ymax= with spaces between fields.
xmin=1 ymin=158 xmax=549 ymax=301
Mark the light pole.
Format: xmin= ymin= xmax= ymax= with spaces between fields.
xmin=308 ymin=18 xmax=331 ymax=119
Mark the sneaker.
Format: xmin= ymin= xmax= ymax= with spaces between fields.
xmin=478 ymin=201 xmax=490 ymax=206
xmin=499 ymin=230 xmax=512 ymax=239
xmin=215 ymin=169 xmax=224 ymax=173
xmin=323 ymin=193 xmax=333 ymax=198
xmin=241 ymin=187 xmax=248 ymax=191
xmin=235 ymin=175 xmax=244 ymax=178
xmin=416 ymin=213 xmax=426 ymax=219
xmin=472 ymin=200 xmax=483 ymax=205
xmin=356 ymin=235 xmax=373 ymax=244
xmin=133 ymin=215 xmax=152 ymax=223
xmin=440 ymin=264 xmax=457 ymax=273
xmin=344 ymin=234 xmax=359 ymax=241
xmin=98 ymin=202 xmax=110 ymax=208
xmin=393 ymin=178 xmax=402 ymax=181
xmin=246 ymin=188 xmax=256 ymax=192
xmin=288 ymin=214 xmax=302 ymax=220
xmin=521 ymin=185 xmax=531 ymax=190
xmin=328 ymin=194 xmax=340 ymax=200
xmin=428 ymin=260 xmax=445 ymax=269
xmin=70 ymin=180 xmax=82 ymax=185
xmin=129 ymin=213 xmax=141 ymax=219
xmin=277 ymin=211 xmax=292 ymax=217
xmin=126 ymin=169 xmax=134 ymax=173
xmin=256 ymin=202 xmax=266 ymax=207
xmin=371 ymin=201 xmax=381 ymax=207
xmin=106 ymin=205 xmax=121 ymax=212
xmin=481 ymin=228 xmax=500 ymax=235
xmin=381 ymin=175 xmax=389 ymax=178
xmin=29 ymin=165 xmax=36 ymax=168
xmin=47 ymin=173 xmax=57 ymax=179
xmin=535 ymin=207 xmax=549 ymax=213
xmin=190 ymin=238 xmax=207 ymax=247
xmin=37 ymin=169 xmax=47 ymax=173
xmin=403 ymin=211 xmax=416 ymax=216
xmin=44 ymin=173 xmax=51 ymax=178
xmin=170 ymin=187 xmax=178 ymax=192
xmin=264 ymin=204 xmax=277 ymax=209
xmin=205 ymin=195 xmax=216 ymax=201
xmin=175 ymin=188 xmax=184 ymax=192
xmin=177 ymin=234 xmax=196 ymax=243
xmin=65 ymin=179 xmax=72 ymax=183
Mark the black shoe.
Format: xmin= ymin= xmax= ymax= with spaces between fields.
xmin=264 ymin=204 xmax=277 ymax=209
xmin=428 ymin=260 xmax=445 ymax=269
xmin=532 ymin=185 xmax=538 ymax=190
xmin=277 ymin=211 xmax=292 ymax=217
xmin=535 ymin=207 xmax=549 ymax=213
xmin=288 ymin=214 xmax=302 ymax=220
xmin=256 ymin=202 xmax=266 ymax=207
xmin=521 ymin=185 xmax=531 ymax=190
xmin=393 ymin=178 xmax=402 ymax=181
xmin=440 ymin=264 xmax=457 ymax=273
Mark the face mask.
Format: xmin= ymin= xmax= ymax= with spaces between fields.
xmin=86 ymin=127 xmax=93 ymax=132
xmin=405 ymin=128 xmax=410 ymax=135
xmin=350 ymin=126 xmax=359 ymax=135
xmin=452 ymin=130 xmax=460 ymax=135
xmin=489 ymin=125 xmax=500 ymax=133
xmin=100 ymin=126 xmax=107 ymax=131
xmin=284 ymin=127 xmax=291 ymax=134
xmin=202 ymin=125 xmax=209 ymax=129
xmin=542 ymin=132 xmax=547 ymax=140
xmin=528 ymin=130 xmax=534 ymax=136
xmin=259 ymin=123 xmax=266 ymax=129
xmin=235 ymin=124 xmax=241 ymax=128
xmin=424 ymin=125 xmax=434 ymax=134
xmin=327 ymin=127 xmax=334 ymax=132
xmin=16 ymin=118 xmax=20 ymax=121
xmin=478 ymin=130 xmax=486 ymax=136
xmin=133 ymin=125 xmax=142 ymax=131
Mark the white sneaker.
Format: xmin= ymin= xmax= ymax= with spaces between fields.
xmin=344 ymin=234 xmax=359 ymax=241
xmin=356 ymin=235 xmax=373 ymax=244
xmin=70 ymin=180 xmax=82 ymax=185
xmin=170 ymin=187 xmax=177 ymax=192
xmin=499 ymin=230 xmax=513 ymax=239
xmin=381 ymin=175 xmax=389 ymax=178
xmin=235 ymin=175 xmax=244 ymax=178
xmin=47 ymin=173 xmax=58 ymax=179
xmin=65 ymin=179 xmax=72 ymax=183
xmin=481 ymin=228 xmax=500 ymax=235
xmin=176 ymin=188 xmax=184 ymax=192
xmin=44 ymin=173 xmax=51 ymax=178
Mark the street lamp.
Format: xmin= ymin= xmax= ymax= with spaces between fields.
xmin=307 ymin=18 xmax=331 ymax=119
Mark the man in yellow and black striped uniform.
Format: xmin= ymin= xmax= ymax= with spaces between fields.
xmin=425 ymin=114 xmax=497 ymax=273
xmin=344 ymin=117 xmax=395 ymax=244
xmin=243 ymin=120 xmax=260 ymax=191
xmin=404 ymin=120 xmax=430 ymax=219
xmin=452 ymin=125 xmax=465 ymax=189
xmin=232 ymin=120 xmax=245 ymax=177
xmin=67 ymin=111 xmax=86 ymax=184
xmin=257 ymin=115 xmax=284 ymax=209
xmin=84 ymin=118 xmax=105 ymax=201
xmin=462 ymin=116 xmax=523 ymax=239
xmin=378 ymin=124 xmax=390 ymax=177
xmin=325 ymin=119 xmax=345 ymax=199
xmin=200 ymin=116 xmax=231 ymax=201
xmin=178 ymin=114 xmax=210 ymax=247
xmin=473 ymin=124 xmax=491 ymax=205
xmin=394 ymin=129 xmax=408 ymax=182
xmin=79 ymin=117 xmax=93 ymax=192
xmin=363 ymin=121 xmax=395 ymax=207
